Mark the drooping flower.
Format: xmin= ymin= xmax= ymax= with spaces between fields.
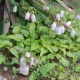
xmin=20 ymin=57 xmax=26 ymax=66
xmin=76 ymin=14 xmax=80 ymax=19
xmin=51 ymin=22 xmax=56 ymax=30
xmin=25 ymin=52 xmax=30 ymax=58
xmin=43 ymin=5 xmax=49 ymax=12
xmin=31 ymin=14 xmax=36 ymax=22
xmin=61 ymin=25 xmax=65 ymax=33
xmin=30 ymin=57 xmax=35 ymax=66
xmin=13 ymin=5 xmax=17 ymax=13
xmin=20 ymin=65 xmax=29 ymax=75
xmin=56 ymin=13 xmax=61 ymax=21
xmin=25 ymin=12 xmax=30 ymax=20
xmin=66 ymin=21 xmax=71 ymax=27
xmin=60 ymin=10 xmax=64 ymax=17
xmin=70 ymin=29 xmax=75 ymax=37
xmin=56 ymin=27 xmax=62 ymax=35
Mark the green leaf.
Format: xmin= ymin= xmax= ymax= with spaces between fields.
xmin=24 ymin=38 xmax=31 ymax=45
xmin=40 ymin=47 xmax=48 ymax=56
xmin=29 ymin=23 xmax=36 ymax=32
xmin=10 ymin=48 xmax=19 ymax=58
xmin=31 ymin=42 xmax=40 ymax=50
xmin=40 ymin=63 xmax=56 ymax=77
xmin=0 ymin=40 xmax=13 ymax=48
xmin=8 ymin=34 xmax=24 ymax=42
xmin=73 ymin=52 xmax=80 ymax=62
xmin=51 ymin=46 xmax=58 ymax=52
xmin=29 ymin=71 xmax=37 ymax=80
xmin=58 ymin=73 xmax=66 ymax=79
xmin=10 ymin=58 xmax=19 ymax=65
xmin=0 ymin=54 xmax=6 ymax=64
xmin=21 ymin=29 xmax=29 ymax=37
xmin=74 ymin=64 xmax=80 ymax=72
xmin=13 ymin=26 xmax=20 ymax=34
xmin=42 ymin=41 xmax=53 ymax=53
xmin=60 ymin=57 xmax=69 ymax=67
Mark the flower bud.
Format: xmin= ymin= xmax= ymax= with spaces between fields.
xmin=60 ymin=10 xmax=64 ymax=17
xmin=56 ymin=27 xmax=62 ymax=35
xmin=13 ymin=5 xmax=17 ymax=13
xmin=61 ymin=25 xmax=65 ymax=33
xmin=20 ymin=57 xmax=26 ymax=66
xmin=66 ymin=21 xmax=71 ymax=27
xmin=25 ymin=12 xmax=30 ymax=20
xmin=70 ymin=29 xmax=75 ymax=37
xmin=25 ymin=52 xmax=30 ymax=58
xmin=43 ymin=5 xmax=49 ymax=12
xmin=20 ymin=65 xmax=29 ymax=75
xmin=56 ymin=13 xmax=61 ymax=21
xmin=51 ymin=22 xmax=56 ymax=30
xmin=31 ymin=14 xmax=36 ymax=22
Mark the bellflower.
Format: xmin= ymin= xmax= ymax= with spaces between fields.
xmin=25 ymin=52 xmax=30 ymax=58
xmin=70 ymin=29 xmax=75 ymax=37
xmin=20 ymin=57 xmax=26 ymax=66
xmin=61 ymin=25 xmax=65 ymax=33
xmin=51 ymin=22 xmax=56 ymax=30
xmin=56 ymin=27 xmax=62 ymax=35
xmin=30 ymin=57 xmax=35 ymax=66
xmin=60 ymin=10 xmax=64 ymax=17
xmin=31 ymin=14 xmax=36 ymax=22
xmin=56 ymin=13 xmax=61 ymax=21
xmin=13 ymin=5 xmax=17 ymax=13
xmin=25 ymin=12 xmax=30 ymax=20
xmin=20 ymin=65 xmax=29 ymax=75
xmin=76 ymin=14 xmax=80 ymax=19
xmin=66 ymin=21 xmax=71 ymax=27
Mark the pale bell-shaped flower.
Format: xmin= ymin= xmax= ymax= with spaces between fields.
xmin=31 ymin=14 xmax=36 ymax=22
xmin=56 ymin=13 xmax=61 ymax=21
xmin=20 ymin=65 xmax=29 ymax=75
xmin=66 ymin=21 xmax=71 ymax=27
xmin=76 ymin=14 xmax=80 ymax=19
xmin=43 ymin=5 xmax=49 ymax=12
xmin=56 ymin=27 xmax=62 ymax=35
xmin=25 ymin=12 xmax=30 ymax=20
xmin=51 ymin=22 xmax=56 ymax=30
xmin=61 ymin=25 xmax=65 ymax=33
xmin=20 ymin=57 xmax=26 ymax=66
xmin=30 ymin=57 xmax=35 ymax=66
xmin=30 ymin=61 xmax=35 ymax=66
xmin=70 ymin=29 xmax=75 ymax=37
xmin=25 ymin=52 xmax=30 ymax=58
xmin=60 ymin=10 xmax=64 ymax=17
xmin=13 ymin=5 xmax=17 ymax=13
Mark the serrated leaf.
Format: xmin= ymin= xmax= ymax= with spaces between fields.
xmin=40 ymin=63 xmax=56 ymax=77
xmin=13 ymin=26 xmax=20 ymax=33
xmin=21 ymin=29 xmax=29 ymax=37
xmin=60 ymin=57 xmax=69 ymax=67
xmin=29 ymin=71 xmax=37 ymax=80
xmin=8 ymin=34 xmax=24 ymax=42
xmin=74 ymin=64 xmax=80 ymax=72
xmin=10 ymin=48 xmax=19 ymax=58
xmin=73 ymin=52 xmax=80 ymax=62
xmin=0 ymin=54 xmax=6 ymax=64
xmin=0 ymin=41 xmax=13 ymax=48
xmin=31 ymin=42 xmax=40 ymax=50
xmin=40 ymin=47 xmax=48 ymax=56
